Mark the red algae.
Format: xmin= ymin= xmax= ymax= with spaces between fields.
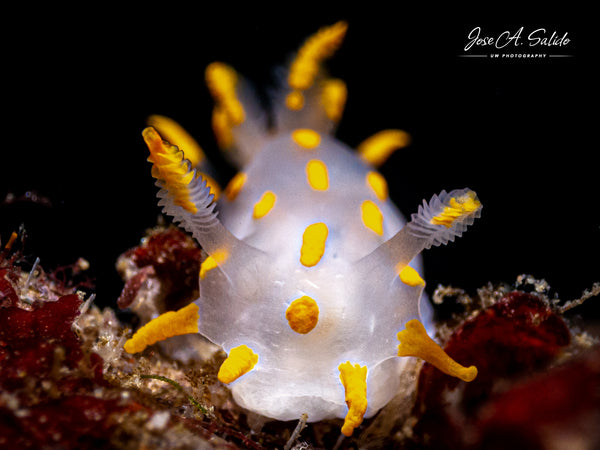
xmin=411 ymin=291 xmax=585 ymax=449
xmin=118 ymin=226 xmax=201 ymax=312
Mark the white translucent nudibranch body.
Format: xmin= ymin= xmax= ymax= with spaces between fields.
xmin=124 ymin=21 xmax=482 ymax=437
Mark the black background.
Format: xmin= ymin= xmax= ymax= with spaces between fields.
xmin=1 ymin=9 xmax=595 ymax=318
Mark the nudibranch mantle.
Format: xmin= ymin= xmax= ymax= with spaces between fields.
xmin=126 ymin=22 xmax=482 ymax=436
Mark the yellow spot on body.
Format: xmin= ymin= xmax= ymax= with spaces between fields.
xmin=397 ymin=319 xmax=478 ymax=382
xmin=253 ymin=191 xmax=277 ymax=219
xmin=124 ymin=303 xmax=200 ymax=354
xmin=321 ymin=78 xmax=347 ymax=123
xmin=218 ymin=344 xmax=258 ymax=384
xmin=199 ymin=249 xmax=229 ymax=280
xmin=286 ymin=296 xmax=320 ymax=334
xmin=147 ymin=115 xmax=206 ymax=168
xmin=286 ymin=90 xmax=305 ymax=110
xmin=398 ymin=265 xmax=425 ymax=287
xmin=306 ymin=160 xmax=329 ymax=191
xmin=300 ymin=222 xmax=328 ymax=267
xmin=338 ymin=361 xmax=368 ymax=437
xmin=430 ymin=191 xmax=482 ymax=228
xmin=361 ymin=200 xmax=384 ymax=236
xmin=143 ymin=127 xmax=198 ymax=213
xmin=288 ymin=21 xmax=348 ymax=91
xmin=357 ymin=129 xmax=411 ymax=167
xmin=292 ymin=128 xmax=321 ymax=149
xmin=366 ymin=171 xmax=388 ymax=201
xmin=224 ymin=172 xmax=247 ymax=201
xmin=205 ymin=62 xmax=245 ymax=125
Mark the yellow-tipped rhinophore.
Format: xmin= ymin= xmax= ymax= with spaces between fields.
xmin=218 ymin=345 xmax=259 ymax=384
xmin=286 ymin=296 xmax=320 ymax=334
xmin=430 ymin=191 xmax=482 ymax=228
xmin=357 ymin=129 xmax=411 ymax=167
xmin=288 ymin=21 xmax=348 ymax=91
xmin=338 ymin=361 xmax=368 ymax=436
xmin=143 ymin=127 xmax=198 ymax=213
xmin=124 ymin=303 xmax=200 ymax=354
xmin=147 ymin=115 xmax=206 ymax=168
xmin=397 ymin=319 xmax=477 ymax=382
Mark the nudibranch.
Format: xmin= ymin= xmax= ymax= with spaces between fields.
xmin=125 ymin=21 xmax=482 ymax=437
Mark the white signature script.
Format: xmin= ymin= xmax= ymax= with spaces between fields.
xmin=464 ymin=27 xmax=570 ymax=52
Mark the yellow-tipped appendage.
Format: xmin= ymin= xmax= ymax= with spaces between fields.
xmin=206 ymin=62 xmax=246 ymax=150
xmin=147 ymin=115 xmax=205 ymax=168
xmin=288 ymin=21 xmax=348 ymax=92
xmin=147 ymin=115 xmax=221 ymax=200
xmin=357 ymin=129 xmax=411 ymax=167
xmin=397 ymin=319 xmax=477 ymax=382
xmin=124 ymin=303 xmax=200 ymax=354
xmin=206 ymin=62 xmax=245 ymax=125
xmin=143 ymin=127 xmax=198 ymax=213
xmin=338 ymin=362 xmax=368 ymax=436
xmin=218 ymin=345 xmax=259 ymax=384
xmin=430 ymin=191 xmax=482 ymax=228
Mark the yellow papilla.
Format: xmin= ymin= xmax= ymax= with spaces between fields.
xmin=286 ymin=296 xmax=320 ymax=334
xmin=361 ymin=200 xmax=384 ymax=236
xmin=292 ymin=128 xmax=321 ymax=149
xmin=357 ymin=129 xmax=411 ymax=167
xmin=143 ymin=127 xmax=198 ymax=213
xmin=218 ymin=344 xmax=259 ymax=384
xmin=252 ymin=191 xmax=277 ymax=219
xmin=205 ymin=62 xmax=246 ymax=126
xmin=398 ymin=265 xmax=425 ymax=287
xmin=300 ymin=222 xmax=329 ymax=267
xmin=338 ymin=361 xmax=368 ymax=437
xmin=288 ymin=21 xmax=348 ymax=91
xmin=123 ymin=303 xmax=200 ymax=354
xmin=147 ymin=115 xmax=205 ymax=168
xmin=430 ymin=191 xmax=482 ymax=228
xmin=306 ymin=159 xmax=329 ymax=191
xmin=321 ymin=78 xmax=347 ymax=123
xmin=224 ymin=172 xmax=248 ymax=201
xmin=199 ymin=249 xmax=229 ymax=280
xmin=397 ymin=319 xmax=478 ymax=382
xmin=366 ymin=171 xmax=388 ymax=201
xmin=211 ymin=105 xmax=234 ymax=149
